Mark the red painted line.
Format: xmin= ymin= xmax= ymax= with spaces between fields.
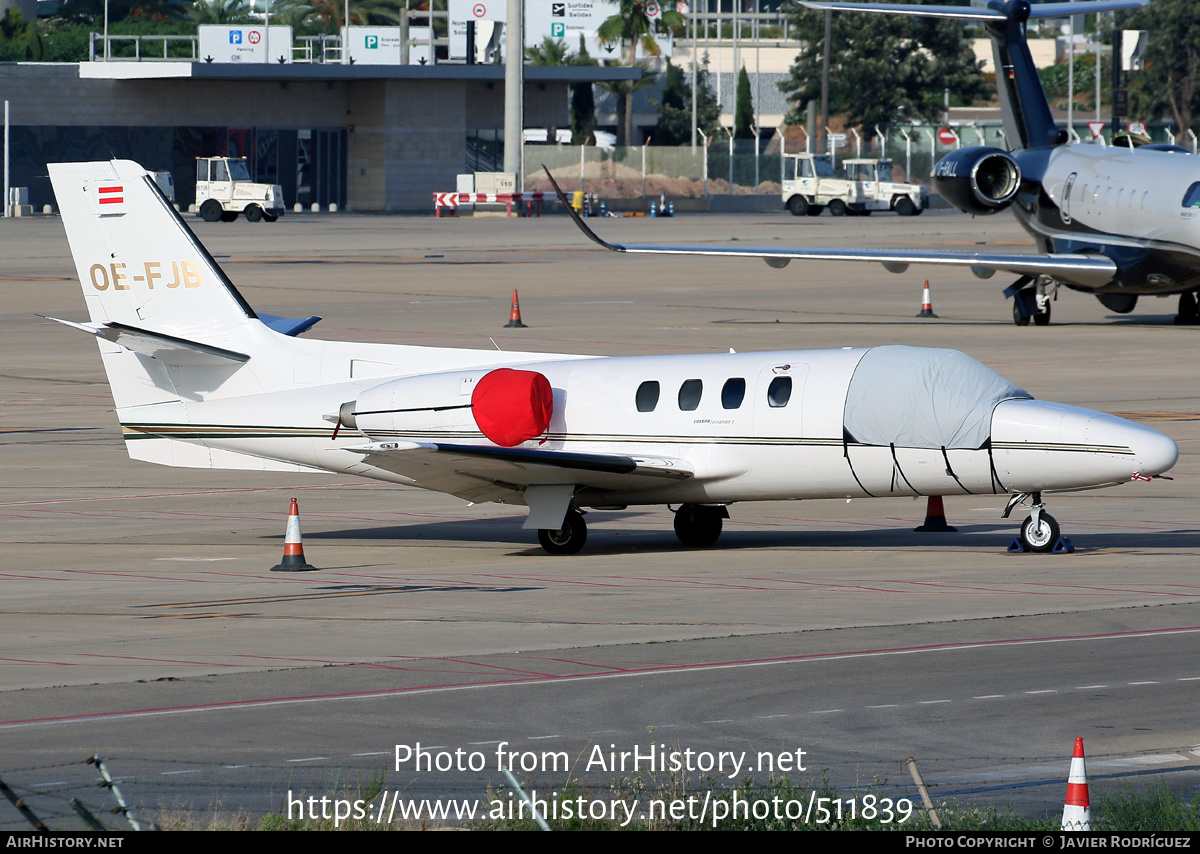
xmin=5 ymin=624 xmax=1200 ymax=729
xmin=77 ymin=653 xmax=243 ymax=667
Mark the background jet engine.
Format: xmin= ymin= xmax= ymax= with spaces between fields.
xmin=933 ymin=147 xmax=1022 ymax=216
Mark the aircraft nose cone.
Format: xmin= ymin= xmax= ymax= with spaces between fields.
xmin=1077 ymin=410 xmax=1178 ymax=479
xmin=1119 ymin=419 xmax=1179 ymax=477
xmin=991 ymin=400 xmax=1178 ymax=491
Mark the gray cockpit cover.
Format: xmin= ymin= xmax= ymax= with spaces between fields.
xmin=843 ymin=346 xmax=1031 ymax=449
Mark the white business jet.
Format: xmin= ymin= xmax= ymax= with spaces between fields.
xmin=47 ymin=160 xmax=1176 ymax=554
xmin=573 ymin=0 xmax=1200 ymax=327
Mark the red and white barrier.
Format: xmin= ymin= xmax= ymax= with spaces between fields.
xmin=434 ymin=191 xmax=551 ymax=218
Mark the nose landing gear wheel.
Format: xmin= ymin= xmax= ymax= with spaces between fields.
xmin=1019 ymin=512 xmax=1060 ymax=552
xmin=538 ymin=509 xmax=587 ymax=555
xmin=673 ymin=504 xmax=725 ymax=547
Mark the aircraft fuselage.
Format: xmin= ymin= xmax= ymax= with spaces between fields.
xmin=1009 ymin=144 xmax=1200 ymax=296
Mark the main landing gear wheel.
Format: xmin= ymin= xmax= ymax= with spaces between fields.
xmin=1019 ymin=512 xmax=1060 ymax=553
xmin=1012 ymin=290 xmax=1050 ymax=326
xmin=787 ymin=195 xmax=810 ymax=216
xmin=1176 ymin=292 xmax=1200 ymax=325
xmin=538 ymin=508 xmax=587 ymax=555
xmin=245 ymin=204 xmax=264 ymax=222
xmin=1012 ymin=299 xmax=1030 ymax=326
xmin=199 ymin=199 xmax=223 ymax=223
xmin=673 ymin=504 xmax=725 ymax=547
xmin=827 ymin=199 xmax=847 ymax=217
xmin=894 ymin=196 xmax=916 ymax=217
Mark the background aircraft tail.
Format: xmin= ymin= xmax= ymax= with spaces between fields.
xmin=802 ymin=0 xmax=1148 ymax=151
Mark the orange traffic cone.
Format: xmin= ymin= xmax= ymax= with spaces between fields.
xmin=916 ymin=280 xmax=938 ymax=318
xmin=504 ymin=289 xmax=528 ymax=328
xmin=271 ymin=498 xmax=318 ymax=572
xmin=913 ymin=496 xmax=957 ymax=532
xmin=1061 ymin=737 xmax=1091 ymax=831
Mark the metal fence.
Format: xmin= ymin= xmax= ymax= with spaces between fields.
xmin=524 ymin=142 xmax=781 ymax=198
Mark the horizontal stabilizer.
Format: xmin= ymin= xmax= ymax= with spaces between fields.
xmin=258 ymin=313 xmax=322 ymax=336
xmin=45 ymin=316 xmax=250 ymax=365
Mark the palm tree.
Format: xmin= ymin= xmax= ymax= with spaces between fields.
xmin=188 ymin=0 xmax=251 ymax=24
xmin=596 ymin=0 xmax=683 ymax=146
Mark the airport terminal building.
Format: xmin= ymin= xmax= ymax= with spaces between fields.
xmin=0 ymin=59 xmax=636 ymax=212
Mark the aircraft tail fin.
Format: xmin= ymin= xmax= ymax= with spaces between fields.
xmin=801 ymin=0 xmax=1148 ymax=151
xmin=49 ymin=160 xmax=260 ymax=338
xmin=48 ymin=159 xmax=301 ymax=418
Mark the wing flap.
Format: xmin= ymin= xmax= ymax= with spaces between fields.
xmin=344 ymin=441 xmax=693 ymax=502
xmin=615 ymin=244 xmax=1118 ymax=290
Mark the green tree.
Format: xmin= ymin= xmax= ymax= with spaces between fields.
xmin=525 ymin=35 xmax=569 ymax=66
xmin=52 ymin=0 xmax=190 ymax=23
xmin=653 ymin=59 xmax=687 ymax=144
xmin=188 ymin=0 xmax=251 ymax=25
xmin=652 ymin=56 xmax=719 ymax=146
xmin=734 ymin=65 xmax=754 ymax=139
xmin=780 ymin=0 xmax=987 ymax=129
xmin=570 ymin=35 xmax=597 ymax=144
xmin=1121 ymin=0 xmax=1200 ymax=132
xmin=597 ymin=0 xmax=683 ymax=145
xmin=0 ymin=8 xmax=30 ymax=60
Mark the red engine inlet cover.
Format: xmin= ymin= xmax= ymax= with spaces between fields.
xmin=471 ymin=369 xmax=554 ymax=447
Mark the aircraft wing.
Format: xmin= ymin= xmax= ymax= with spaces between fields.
xmin=344 ymin=441 xmax=693 ymax=505
xmin=798 ymin=1 xmax=1146 ymax=20
xmin=544 ymin=172 xmax=1118 ymax=290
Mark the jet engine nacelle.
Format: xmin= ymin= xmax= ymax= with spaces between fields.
xmin=933 ymin=146 xmax=1021 ymax=216
xmin=341 ymin=367 xmax=555 ymax=447
xmin=341 ymin=370 xmax=485 ymax=439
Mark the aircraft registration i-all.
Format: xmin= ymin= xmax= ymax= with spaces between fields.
xmin=571 ymin=0 xmax=1200 ymax=327
xmin=47 ymin=160 xmax=1176 ymax=555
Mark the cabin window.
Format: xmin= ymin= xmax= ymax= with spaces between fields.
xmin=1117 ymin=188 xmax=1125 ymax=207
xmin=1182 ymin=183 xmax=1200 ymax=208
xmin=678 ymin=379 xmax=703 ymax=411
xmin=721 ymin=378 xmax=746 ymax=409
xmin=1080 ymin=184 xmax=1088 ymax=203
xmin=767 ymin=376 xmax=793 ymax=408
xmin=635 ymin=381 xmax=660 ymax=412
xmin=1105 ymin=187 xmax=1112 ymax=205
